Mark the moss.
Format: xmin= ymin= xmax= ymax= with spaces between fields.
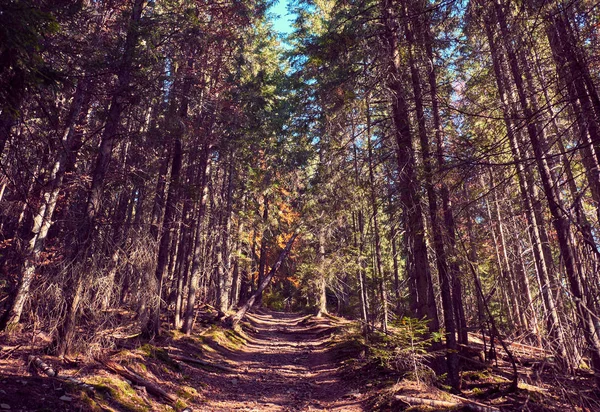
xmin=462 ymin=370 xmax=491 ymax=381
xmin=138 ymin=344 xmax=154 ymax=357
xmin=197 ymin=340 xmax=217 ymax=353
xmin=80 ymin=392 xmax=103 ymax=411
xmin=471 ymin=387 xmax=484 ymax=396
xmin=87 ymin=375 xmax=150 ymax=412
xmin=138 ymin=344 xmax=181 ymax=371
xmin=177 ymin=385 xmax=199 ymax=401
xmin=225 ymin=329 xmax=247 ymax=346
xmin=202 ymin=326 xmax=247 ymax=351
xmin=405 ymin=406 xmax=452 ymax=411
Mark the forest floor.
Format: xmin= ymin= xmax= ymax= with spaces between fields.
xmin=1 ymin=309 xmax=599 ymax=411
xmin=0 ymin=310 xmax=367 ymax=411
xmin=188 ymin=311 xmax=365 ymax=411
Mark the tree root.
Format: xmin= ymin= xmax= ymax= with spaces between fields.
xmin=170 ymin=354 xmax=237 ymax=373
xmin=98 ymin=358 xmax=177 ymax=404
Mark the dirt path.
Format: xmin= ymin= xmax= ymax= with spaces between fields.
xmin=195 ymin=311 xmax=364 ymax=411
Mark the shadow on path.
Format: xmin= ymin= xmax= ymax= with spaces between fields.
xmin=193 ymin=311 xmax=364 ymax=411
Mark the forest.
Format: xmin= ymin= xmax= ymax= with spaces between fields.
xmin=1 ymin=0 xmax=600 ymax=410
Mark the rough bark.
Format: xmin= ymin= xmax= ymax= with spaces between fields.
xmin=144 ymin=138 xmax=182 ymax=338
xmin=380 ymin=0 xmax=438 ymax=329
xmin=2 ymin=80 xmax=87 ymax=330
xmin=366 ymin=95 xmax=387 ymax=331
xmin=482 ymin=10 xmax=570 ymax=366
xmin=56 ymin=0 xmax=144 ymax=356
xmin=183 ymin=143 xmax=212 ymax=334
xmin=493 ymin=0 xmax=600 ymax=380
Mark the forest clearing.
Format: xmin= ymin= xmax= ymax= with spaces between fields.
xmin=2 ymin=0 xmax=600 ymax=410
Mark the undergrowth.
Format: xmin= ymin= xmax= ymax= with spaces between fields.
xmin=366 ymin=317 xmax=443 ymax=383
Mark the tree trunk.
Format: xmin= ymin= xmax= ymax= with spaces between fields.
xmin=217 ymin=155 xmax=235 ymax=313
xmin=2 ymin=80 xmax=87 ymax=330
xmin=317 ymin=226 xmax=328 ymax=316
xmin=230 ymin=231 xmax=299 ymax=327
xmin=380 ymin=0 xmax=438 ymax=330
xmin=256 ymin=196 xmax=269 ymax=306
xmin=183 ymin=143 xmax=212 ymax=334
xmin=366 ymin=95 xmax=388 ymax=332
xmin=56 ymin=0 xmax=144 ymax=356
xmin=493 ymin=0 xmax=600 ymax=381
xmin=403 ymin=5 xmax=458 ymax=388
xmin=352 ymin=144 xmax=370 ymax=329
xmin=144 ymin=138 xmax=182 ymax=338
xmin=482 ymin=10 xmax=571 ymax=366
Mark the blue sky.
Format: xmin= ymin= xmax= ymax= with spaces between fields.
xmin=269 ymin=0 xmax=293 ymax=35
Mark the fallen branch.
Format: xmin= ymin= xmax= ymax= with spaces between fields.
xmin=396 ymin=395 xmax=500 ymax=412
xmin=395 ymin=395 xmax=459 ymax=409
xmin=28 ymin=355 xmax=56 ymax=377
xmin=460 ymin=239 xmax=518 ymax=391
xmin=28 ymin=355 xmax=95 ymax=393
xmin=450 ymin=394 xmax=501 ymax=412
xmin=228 ymin=231 xmax=299 ymax=327
xmin=1 ymin=344 xmax=22 ymax=359
xmin=170 ymin=354 xmax=236 ymax=373
xmin=61 ymin=376 xmax=96 ymax=393
xmin=468 ymin=332 xmax=551 ymax=356
xmin=98 ymin=358 xmax=177 ymax=404
xmin=458 ymin=354 xmax=515 ymax=381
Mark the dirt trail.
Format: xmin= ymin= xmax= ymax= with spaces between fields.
xmin=197 ymin=311 xmax=364 ymax=411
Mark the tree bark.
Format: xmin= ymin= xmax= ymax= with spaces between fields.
xmin=493 ymin=0 xmax=600 ymax=381
xmin=230 ymin=231 xmax=299 ymax=327
xmin=482 ymin=9 xmax=570 ymax=366
xmin=2 ymin=80 xmax=88 ymax=331
xmin=56 ymin=0 xmax=144 ymax=356
xmin=380 ymin=0 xmax=438 ymax=330
xmin=144 ymin=138 xmax=182 ymax=338
xmin=365 ymin=95 xmax=388 ymax=332
xmin=183 ymin=143 xmax=212 ymax=334
xmin=217 ymin=155 xmax=235 ymax=313
xmin=317 ymin=226 xmax=328 ymax=316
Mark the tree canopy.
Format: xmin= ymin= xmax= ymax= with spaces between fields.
xmin=2 ymin=0 xmax=600 ymax=398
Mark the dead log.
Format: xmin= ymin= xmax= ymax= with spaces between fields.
xmin=468 ymin=333 xmax=551 ymax=356
xmin=28 ymin=355 xmax=95 ymax=393
xmin=229 ymin=231 xmax=299 ymax=327
xmin=395 ymin=395 xmax=459 ymax=408
xmin=395 ymin=395 xmax=500 ymax=412
xmin=99 ymin=358 xmax=177 ymax=404
xmin=28 ymin=355 xmax=56 ymax=377
xmin=61 ymin=376 xmax=96 ymax=393
xmin=458 ymin=354 xmax=515 ymax=382
xmin=450 ymin=394 xmax=501 ymax=412
xmin=1 ymin=344 xmax=22 ymax=359
xmin=170 ymin=354 xmax=236 ymax=373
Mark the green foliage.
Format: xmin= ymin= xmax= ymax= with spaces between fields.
xmin=369 ymin=317 xmax=442 ymax=384
xmin=263 ymin=287 xmax=287 ymax=310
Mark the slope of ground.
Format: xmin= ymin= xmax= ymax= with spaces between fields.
xmin=2 ymin=310 xmax=598 ymax=411
xmin=190 ymin=311 xmax=364 ymax=411
xmin=0 ymin=310 xmax=366 ymax=411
